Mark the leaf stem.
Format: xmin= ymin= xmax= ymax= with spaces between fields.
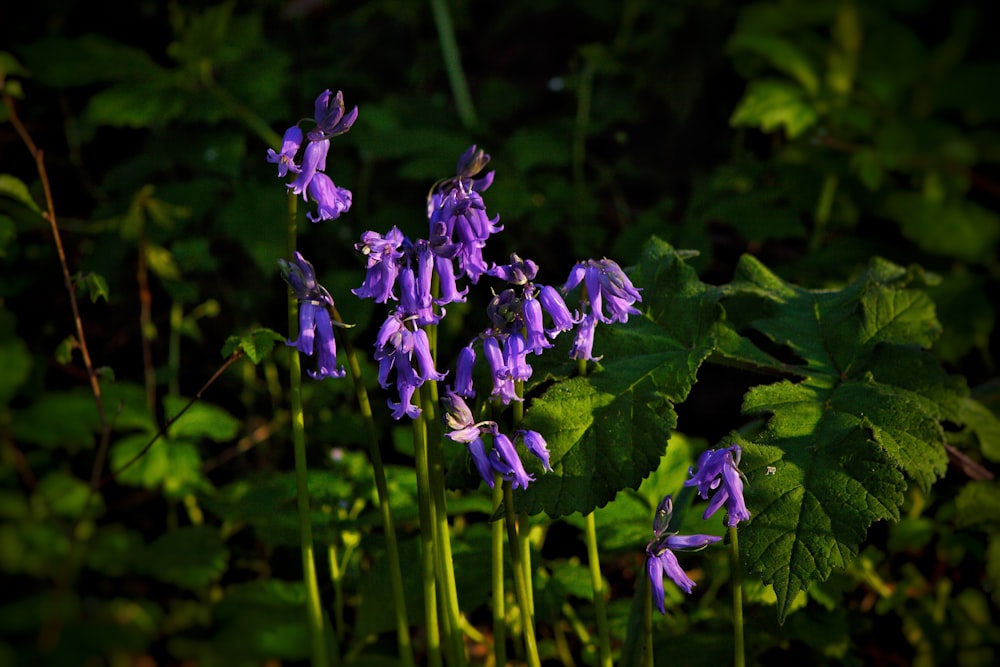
xmin=491 ymin=474 xmax=507 ymax=666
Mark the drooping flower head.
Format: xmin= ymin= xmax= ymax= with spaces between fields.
xmin=683 ymin=444 xmax=750 ymax=527
xmin=561 ymin=257 xmax=642 ymax=361
xmin=645 ymin=494 xmax=722 ymax=614
xmin=373 ymin=308 xmax=446 ymax=420
xmin=441 ymin=391 xmax=551 ymax=489
xmin=267 ymin=89 xmax=356 ymax=223
xmin=278 ymin=252 xmax=346 ymax=380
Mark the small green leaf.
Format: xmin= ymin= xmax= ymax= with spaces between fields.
xmin=958 ymin=397 xmax=1000 ymax=462
xmin=886 ymin=193 xmax=1000 ymax=265
xmin=956 ymin=481 xmax=1000 ymax=531
xmin=163 ymin=396 xmax=239 ymax=442
xmin=0 ymin=334 xmax=31 ymax=405
xmin=74 ymin=272 xmax=110 ymax=303
xmin=0 ymin=174 xmax=42 ymax=214
xmin=222 ymin=328 xmax=285 ymax=364
xmin=109 ymin=433 xmax=206 ymax=499
xmin=33 ymin=470 xmax=102 ymax=519
xmin=730 ymin=79 xmax=819 ymax=138
xmin=11 ymin=390 xmax=101 ymax=450
xmin=727 ymin=32 xmax=820 ymax=95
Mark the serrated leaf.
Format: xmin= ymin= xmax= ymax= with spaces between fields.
xmin=518 ymin=238 xmax=720 ymax=517
xmin=725 ymin=255 xmax=965 ymax=622
xmin=730 ymin=79 xmax=818 ymax=138
xmin=222 ymin=328 xmax=285 ymax=364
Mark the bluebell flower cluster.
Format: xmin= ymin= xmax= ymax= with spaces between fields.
xmin=560 ymin=258 xmax=643 ymax=361
xmin=646 ymin=445 xmax=749 ymax=614
xmin=684 ymin=444 xmax=751 ymax=527
xmin=278 ymin=251 xmax=346 ymax=380
xmin=441 ymin=391 xmax=551 ymax=489
xmin=267 ymin=89 xmax=357 ymax=223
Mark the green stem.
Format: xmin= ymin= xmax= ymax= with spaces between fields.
xmin=422 ymin=383 xmax=467 ymax=666
xmin=730 ymin=526 xmax=746 ymax=667
xmin=584 ymin=512 xmax=613 ymax=667
xmin=429 ymin=0 xmax=478 ymax=129
xmin=412 ymin=406 xmax=443 ymax=667
xmin=491 ymin=474 xmax=507 ymax=667
xmin=643 ymin=570 xmax=653 ymax=667
xmin=334 ymin=306 xmax=415 ymax=667
xmin=328 ymin=543 xmax=345 ymax=644
xmin=810 ymin=172 xmax=839 ymax=251
xmin=503 ymin=483 xmax=541 ymax=667
xmin=285 ymin=193 xmax=333 ymax=667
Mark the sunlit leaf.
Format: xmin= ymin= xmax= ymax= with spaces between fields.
xmin=729 ymin=79 xmax=818 ymax=138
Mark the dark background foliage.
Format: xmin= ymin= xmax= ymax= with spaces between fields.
xmin=2 ymin=0 xmax=999 ymax=665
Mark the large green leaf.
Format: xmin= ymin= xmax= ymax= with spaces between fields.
xmin=722 ymin=255 xmax=965 ymax=622
xmin=518 ymin=238 xmax=720 ymax=517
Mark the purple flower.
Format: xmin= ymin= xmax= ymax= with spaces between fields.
xmin=483 ymin=334 xmax=518 ymax=404
xmin=490 ymin=429 xmax=534 ymax=490
xmin=353 ymin=227 xmax=405 ymax=303
xmin=518 ymin=429 xmax=551 ymax=471
xmin=453 ymin=343 xmax=477 ymax=398
xmin=288 ymin=138 xmax=330 ymax=199
xmin=569 ymin=313 xmax=600 ymax=361
xmin=373 ymin=310 xmax=446 ymax=420
xmin=683 ymin=445 xmax=750 ymax=527
xmin=266 ymin=126 xmax=303 ymax=177
xmin=306 ymin=173 xmax=352 ymax=222
xmin=309 ymin=89 xmax=359 ymax=140
xmin=564 ymin=258 xmax=642 ymax=324
xmin=537 ymin=284 xmax=577 ymax=336
xmin=278 ymin=252 xmax=345 ymax=380
xmin=645 ymin=495 xmax=722 ymax=613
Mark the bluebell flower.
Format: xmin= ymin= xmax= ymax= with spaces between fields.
xmin=536 ymin=284 xmax=577 ymax=336
xmin=441 ymin=391 xmax=550 ymax=489
xmin=483 ymin=333 xmax=519 ymax=404
xmin=278 ymin=252 xmax=346 ymax=380
xmin=309 ymin=89 xmax=358 ymax=140
xmin=266 ymin=126 xmax=303 ymax=177
xmin=683 ymin=445 xmax=750 ymax=527
xmin=564 ymin=257 xmax=642 ymax=324
xmin=453 ymin=343 xmax=477 ymax=398
xmin=374 ymin=309 xmax=446 ymax=420
xmin=288 ymin=138 xmax=330 ymax=199
xmin=353 ymin=227 xmax=405 ymax=303
xmin=306 ymin=173 xmax=352 ymax=222
xmin=645 ymin=495 xmax=722 ymax=613
xmin=569 ymin=313 xmax=599 ymax=361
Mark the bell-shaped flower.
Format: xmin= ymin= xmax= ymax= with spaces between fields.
xmin=288 ymin=138 xmax=330 ymax=199
xmin=309 ymin=89 xmax=359 ymax=140
xmin=306 ymin=173 xmax=352 ymax=222
xmin=266 ymin=125 xmax=303 ymax=177
xmin=683 ymin=445 xmax=750 ymax=527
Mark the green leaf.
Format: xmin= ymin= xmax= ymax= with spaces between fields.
xmin=11 ymin=390 xmax=101 ymax=450
xmin=138 ymin=525 xmax=228 ymax=589
xmin=729 ymin=79 xmax=818 ymax=138
xmin=956 ymin=481 xmax=1000 ymax=531
xmin=221 ymin=328 xmax=285 ymax=364
xmin=33 ymin=470 xmax=103 ymax=519
xmin=17 ymin=35 xmax=163 ymax=87
xmin=727 ymin=32 xmax=820 ymax=95
xmin=958 ymin=397 xmax=1000 ymax=462
xmin=519 ymin=238 xmax=720 ymax=517
xmin=724 ymin=255 xmax=965 ymax=622
xmin=109 ymin=433 xmax=206 ymax=499
xmin=0 ymin=334 xmax=31 ymax=405
xmin=885 ymin=193 xmax=1000 ymax=265
xmin=84 ymin=80 xmax=187 ymax=128
xmin=74 ymin=272 xmax=109 ymax=303
xmin=0 ymin=174 xmax=42 ymax=214
xmin=163 ymin=396 xmax=239 ymax=442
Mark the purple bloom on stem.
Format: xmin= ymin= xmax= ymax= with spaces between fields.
xmin=306 ymin=172 xmax=352 ymax=222
xmin=519 ymin=429 xmax=551 ymax=471
xmin=537 ymin=284 xmax=577 ymax=336
xmin=453 ymin=343 xmax=477 ymax=398
xmin=353 ymin=227 xmax=404 ymax=303
xmin=683 ymin=445 xmax=750 ymax=527
xmin=288 ymin=138 xmax=330 ymax=198
xmin=504 ymin=333 xmax=532 ymax=382
xmin=522 ymin=294 xmax=553 ymax=354
xmin=483 ymin=334 xmax=518 ymax=404
xmin=490 ymin=429 xmax=534 ymax=490
xmin=644 ymin=494 xmax=723 ymax=613
xmin=373 ymin=310 xmax=445 ymax=421
xmin=309 ymin=89 xmax=359 ymax=140
xmin=569 ymin=313 xmax=600 ymax=361
xmin=266 ymin=125 xmax=303 ymax=177
xmin=278 ymin=252 xmax=345 ymax=380
xmin=468 ymin=437 xmax=495 ymax=488
xmin=564 ymin=258 xmax=642 ymax=324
